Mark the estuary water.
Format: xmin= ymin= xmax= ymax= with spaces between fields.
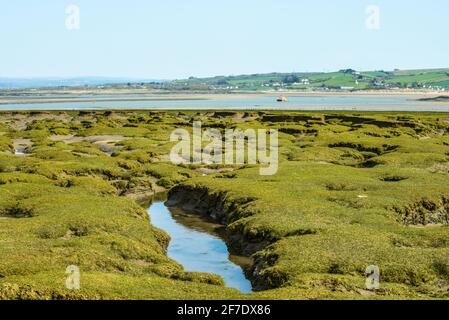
xmin=147 ymin=201 xmax=253 ymax=293
xmin=1 ymin=95 xmax=449 ymax=111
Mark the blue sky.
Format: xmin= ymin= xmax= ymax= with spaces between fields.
xmin=0 ymin=0 xmax=447 ymax=79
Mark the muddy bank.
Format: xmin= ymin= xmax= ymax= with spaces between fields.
xmin=121 ymin=178 xmax=167 ymax=206
xmin=166 ymin=185 xmax=279 ymax=290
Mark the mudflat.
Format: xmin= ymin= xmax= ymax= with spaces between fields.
xmin=1 ymin=110 xmax=449 ymax=299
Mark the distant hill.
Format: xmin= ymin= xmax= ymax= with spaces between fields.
xmin=2 ymin=69 xmax=449 ymax=91
xmin=172 ymin=68 xmax=449 ymax=91
xmin=0 ymin=77 xmax=166 ymax=89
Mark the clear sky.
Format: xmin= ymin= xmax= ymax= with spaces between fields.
xmin=0 ymin=0 xmax=448 ymax=79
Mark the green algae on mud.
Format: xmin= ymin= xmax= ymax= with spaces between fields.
xmin=1 ymin=110 xmax=449 ymax=299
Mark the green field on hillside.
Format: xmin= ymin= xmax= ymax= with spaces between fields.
xmin=173 ymin=69 xmax=449 ymax=91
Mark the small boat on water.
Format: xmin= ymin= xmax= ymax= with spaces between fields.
xmin=277 ymin=96 xmax=287 ymax=102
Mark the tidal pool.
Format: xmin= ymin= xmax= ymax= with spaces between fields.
xmin=14 ymin=149 xmax=27 ymax=156
xmin=147 ymin=201 xmax=253 ymax=293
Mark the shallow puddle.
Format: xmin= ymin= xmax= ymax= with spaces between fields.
xmin=14 ymin=149 xmax=27 ymax=156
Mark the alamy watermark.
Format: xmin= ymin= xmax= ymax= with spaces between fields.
xmin=65 ymin=5 xmax=80 ymax=30
xmin=365 ymin=265 xmax=380 ymax=290
xmin=366 ymin=5 xmax=380 ymax=30
xmin=66 ymin=265 xmax=80 ymax=290
xmin=170 ymin=121 xmax=278 ymax=175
